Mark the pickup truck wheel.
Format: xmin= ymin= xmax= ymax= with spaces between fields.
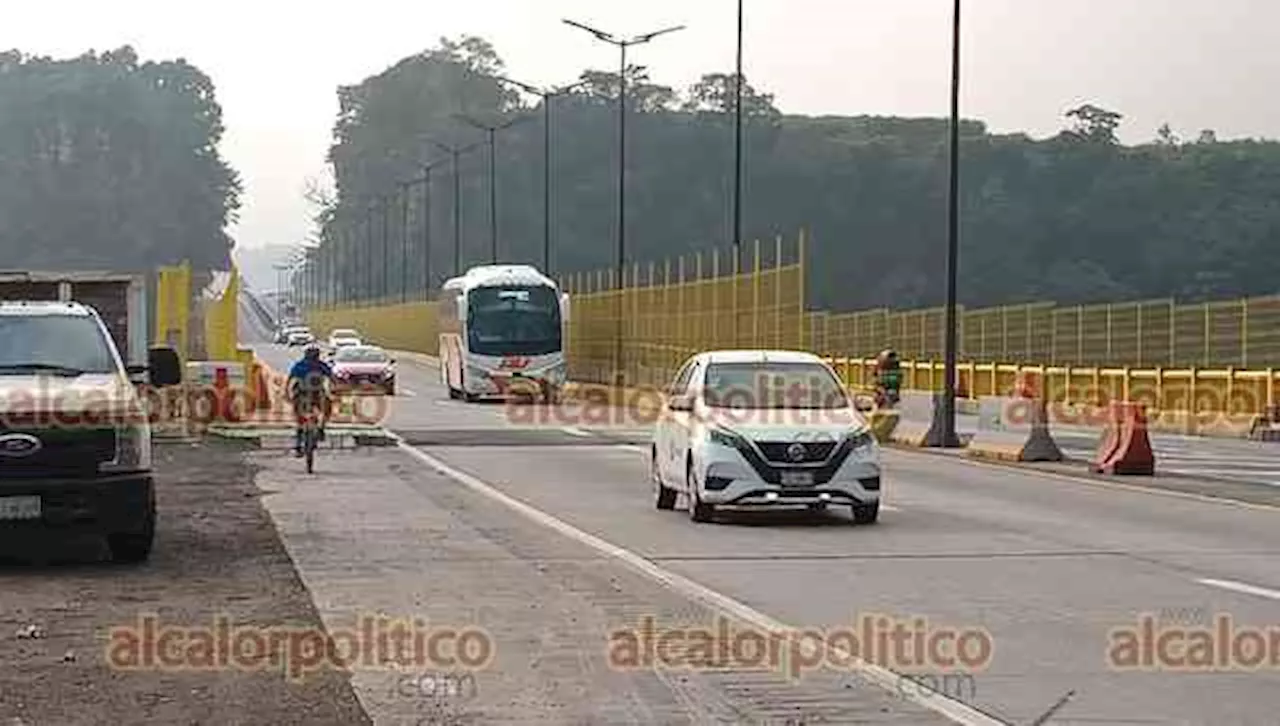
xmin=108 ymin=503 xmax=156 ymax=563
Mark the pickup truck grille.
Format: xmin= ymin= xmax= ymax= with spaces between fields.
xmin=0 ymin=427 xmax=117 ymax=478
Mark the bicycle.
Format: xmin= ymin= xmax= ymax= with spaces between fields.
xmin=291 ymin=384 xmax=330 ymax=474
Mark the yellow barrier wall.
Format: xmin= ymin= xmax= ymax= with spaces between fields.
xmin=202 ymin=266 xmax=240 ymax=361
xmin=819 ymin=295 xmax=1280 ymax=369
xmin=154 ymin=262 xmax=191 ymax=359
xmin=293 ymin=227 xmax=1278 ymax=420
xmin=564 ymin=231 xmax=807 ymax=386
xmin=307 ymin=300 xmax=440 ymax=354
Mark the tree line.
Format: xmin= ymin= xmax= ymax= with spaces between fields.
xmin=310 ymin=35 xmax=1280 ymax=312
xmin=0 ymin=47 xmax=240 ymax=273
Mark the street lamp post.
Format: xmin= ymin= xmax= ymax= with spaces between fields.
xmin=457 ymin=114 xmax=533 ymax=264
xmin=399 ymin=182 xmax=410 ymax=302
xmin=562 ymin=18 xmax=685 ymax=386
xmin=732 ymin=0 xmax=744 ymax=273
xmin=925 ymin=0 xmax=964 ymax=448
xmin=431 ymin=140 xmax=483 ymax=276
xmin=496 ymin=77 xmax=588 ymax=274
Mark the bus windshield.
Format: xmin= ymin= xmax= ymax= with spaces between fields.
xmin=466 ymin=285 xmax=561 ymax=356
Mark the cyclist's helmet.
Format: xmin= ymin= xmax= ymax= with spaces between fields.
xmin=304 ymin=344 xmax=321 ymax=360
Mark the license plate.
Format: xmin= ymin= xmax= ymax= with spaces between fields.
xmin=0 ymin=496 xmax=41 ymax=520
xmin=779 ymin=471 xmax=814 ymax=486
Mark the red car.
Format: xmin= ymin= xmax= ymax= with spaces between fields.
xmin=330 ymin=345 xmax=396 ymax=395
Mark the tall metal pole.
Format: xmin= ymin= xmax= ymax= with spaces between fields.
xmin=400 ymin=183 xmax=410 ymax=302
xmin=422 ymin=166 xmax=432 ymax=297
xmin=496 ymin=76 xmax=588 ymax=275
xmin=452 ymin=151 xmax=462 ymax=275
xmin=615 ymin=41 xmax=627 ymax=385
xmin=926 ymin=0 xmax=963 ymax=448
xmin=381 ymin=197 xmax=390 ymax=300
xmin=561 ymin=20 xmax=685 ymax=386
xmin=732 ymin=0 xmax=744 ymax=273
xmin=543 ymin=97 xmax=552 ymax=272
xmin=488 ymin=128 xmax=497 ymax=262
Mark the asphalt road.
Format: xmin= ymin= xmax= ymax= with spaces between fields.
xmin=899 ymin=392 xmax=1280 ymax=488
xmin=241 ymin=330 xmax=1280 ymax=725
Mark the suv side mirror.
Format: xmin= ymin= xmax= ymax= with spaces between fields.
xmin=667 ymin=393 xmax=694 ymax=412
xmin=853 ymin=394 xmax=875 ymax=412
xmin=147 ymin=346 xmax=182 ymax=386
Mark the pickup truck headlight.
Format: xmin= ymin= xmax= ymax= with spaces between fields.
xmin=100 ymin=424 xmax=151 ymax=473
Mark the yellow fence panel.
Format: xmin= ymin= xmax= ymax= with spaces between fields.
xmin=154 ymin=262 xmax=191 ymax=359
xmin=306 ymin=300 xmax=440 ymax=354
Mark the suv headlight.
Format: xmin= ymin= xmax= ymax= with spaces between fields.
xmin=708 ymin=426 xmax=744 ymax=449
xmin=847 ymin=428 xmax=876 ymax=449
xmin=101 ymin=424 xmax=151 ymax=473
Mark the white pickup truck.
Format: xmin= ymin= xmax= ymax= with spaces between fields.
xmin=0 ymin=272 xmax=181 ymax=562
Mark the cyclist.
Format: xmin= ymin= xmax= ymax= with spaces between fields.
xmin=287 ymin=344 xmax=334 ymax=457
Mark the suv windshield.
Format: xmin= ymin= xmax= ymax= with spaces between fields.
xmin=467 ymin=285 xmax=561 ymax=356
xmin=335 ymin=348 xmax=387 ymax=363
xmin=702 ymin=361 xmax=849 ymax=409
xmin=0 ymin=314 xmax=118 ymax=375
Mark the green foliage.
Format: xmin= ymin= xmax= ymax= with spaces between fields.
xmin=0 ymin=46 xmax=240 ymax=270
xmin=317 ymin=36 xmax=1280 ymax=311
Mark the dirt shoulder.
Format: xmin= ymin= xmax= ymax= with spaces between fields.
xmin=0 ymin=439 xmax=370 ymax=726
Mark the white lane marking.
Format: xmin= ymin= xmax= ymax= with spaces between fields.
xmin=1197 ymin=578 xmax=1280 ymax=601
xmin=398 ymin=388 xmax=417 ymax=397
xmin=561 ymin=426 xmax=593 ymax=438
xmin=393 ymin=439 xmax=992 ymax=726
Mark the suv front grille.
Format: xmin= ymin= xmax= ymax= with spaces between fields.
xmin=0 ymin=426 xmax=117 ymax=478
xmin=756 ymin=441 xmax=837 ymax=464
xmin=730 ymin=436 xmax=855 ymax=486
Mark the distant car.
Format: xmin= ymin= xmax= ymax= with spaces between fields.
xmin=331 ymin=345 xmax=396 ymax=394
xmin=286 ymin=329 xmax=314 ymax=346
xmin=275 ymin=325 xmax=305 ymax=344
xmin=327 ymin=328 xmax=362 ymax=349
xmin=651 ymin=349 xmax=881 ymax=524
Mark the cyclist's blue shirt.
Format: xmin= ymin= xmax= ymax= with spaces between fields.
xmin=289 ymin=358 xmax=333 ymax=383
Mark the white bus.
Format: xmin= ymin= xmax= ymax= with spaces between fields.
xmin=438 ymin=265 xmax=570 ymax=402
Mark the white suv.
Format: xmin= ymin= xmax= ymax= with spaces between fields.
xmin=650 ymin=350 xmax=881 ymax=524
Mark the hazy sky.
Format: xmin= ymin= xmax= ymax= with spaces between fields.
xmin=4 ymin=1 xmax=1278 ymax=251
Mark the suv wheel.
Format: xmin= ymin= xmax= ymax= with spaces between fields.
xmin=851 ymin=501 xmax=879 ymax=525
xmin=687 ymin=461 xmax=714 ymax=523
xmin=653 ymin=451 xmax=676 ymax=510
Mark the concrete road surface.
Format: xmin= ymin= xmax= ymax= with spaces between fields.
xmin=900 ymin=392 xmax=1280 ymax=488
xmin=238 ymin=329 xmax=1280 ymax=725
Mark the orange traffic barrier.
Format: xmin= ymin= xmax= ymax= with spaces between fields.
xmin=1091 ymin=402 xmax=1154 ymax=475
